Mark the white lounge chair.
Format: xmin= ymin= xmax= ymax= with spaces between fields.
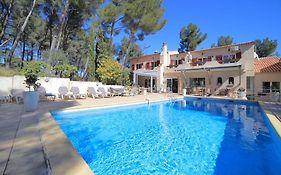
xmin=10 ymin=89 xmax=24 ymax=104
xmin=87 ymin=87 xmax=103 ymax=98
xmin=37 ymin=86 xmax=56 ymax=101
xmin=130 ymin=87 xmax=139 ymax=96
xmin=58 ymin=86 xmax=73 ymax=99
xmin=97 ymin=87 xmax=111 ymax=98
xmin=110 ymin=87 xmax=125 ymax=96
xmin=70 ymin=87 xmax=86 ymax=99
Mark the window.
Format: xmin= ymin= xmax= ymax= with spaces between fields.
xmin=132 ymin=64 xmax=135 ymax=71
xmin=216 ymin=55 xmax=223 ymax=64
xmin=145 ymin=79 xmax=150 ymax=88
xmin=217 ymin=77 xmax=222 ymax=85
xmin=136 ymin=63 xmax=143 ymax=69
xmin=223 ymin=55 xmax=230 ymax=63
xmin=190 ymin=78 xmax=205 ymax=87
xmin=247 ymin=76 xmax=255 ymax=96
xmin=146 ymin=62 xmax=150 ymax=70
xmin=178 ymin=59 xmax=183 ymax=64
xmin=271 ymin=82 xmax=280 ymax=92
xmin=151 ymin=61 xmax=159 ymax=69
xmin=262 ymin=82 xmax=270 ymax=93
xmin=236 ymin=52 xmax=242 ymax=59
xmin=228 ymin=77 xmax=234 ymax=85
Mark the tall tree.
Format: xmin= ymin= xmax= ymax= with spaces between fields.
xmin=178 ymin=23 xmax=207 ymax=53
xmin=0 ymin=0 xmax=15 ymax=43
xmin=97 ymin=0 xmax=124 ymax=55
xmin=121 ymin=0 xmax=166 ymax=67
xmin=116 ymin=37 xmax=143 ymax=63
xmin=5 ymin=0 xmax=37 ymax=68
xmin=255 ymin=38 xmax=278 ymax=57
xmin=217 ymin=35 xmax=233 ymax=46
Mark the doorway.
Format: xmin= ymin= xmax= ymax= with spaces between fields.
xmin=167 ymin=78 xmax=178 ymax=93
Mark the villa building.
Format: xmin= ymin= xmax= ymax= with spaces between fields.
xmin=129 ymin=42 xmax=281 ymax=101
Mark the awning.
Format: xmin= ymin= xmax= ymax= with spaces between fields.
xmin=133 ymin=69 xmax=158 ymax=77
xmin=175 ymin=61 xmax=242 ymax=72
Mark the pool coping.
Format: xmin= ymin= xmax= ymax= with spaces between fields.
xmin=258 ymin=102 xmax=281 ymax=138
xmin=52 ymin=96 xmax=184 ymax=114
xmin=38 ymin=110 xmax=94 ymax=175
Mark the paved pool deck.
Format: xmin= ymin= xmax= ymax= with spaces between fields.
xmin=0 ymin=93 xmax=180 ymax=175
xmin=260 ymin=102 xmax=281 ymax=138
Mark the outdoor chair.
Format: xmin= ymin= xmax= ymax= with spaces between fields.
xmin=58 ymin=86 xmax=73 ymax=99
xmin=97 ymin=87 xmax=112 ymax=98
xmin=87 ymin=87 xmax=103 ymax=98
xmin=70 ymin=87 xmax=86 ymax=99
xmin=0 ymin=91 xmax=11 ymax=103
xmin=130 ymin=87 xmax=139 ymax=96
xmin=37 ymin=86 xmax=56 ymax=101
xmin=110 ymin=87 xmax=125 ymax=96
xmin=10 ymin=89 xmax=24 ymax=104
xmin=216 ymin=89 xmax=227 ymax=96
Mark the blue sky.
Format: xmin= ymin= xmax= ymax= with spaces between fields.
xmin=128 ymin=0 xmax=281 ymax=55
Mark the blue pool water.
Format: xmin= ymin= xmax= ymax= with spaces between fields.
xmin=52 ymin=98 xmax=281 ymax=175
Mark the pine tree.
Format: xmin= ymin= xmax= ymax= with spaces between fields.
xmin=178 ymin=23 xmax=207 ymax=53
xmin=121 ymin=0 xmax=166 ymax=67
xmin=217 ymin=36 xmax=233 ymax=46
xmin=6 ymin=0 xmax=37 ymax=68
xmin=255 ymin=38 xmax=278 ymax=57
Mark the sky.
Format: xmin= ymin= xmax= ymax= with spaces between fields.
xmin=125 ymin=0 xmax=281 ymax=55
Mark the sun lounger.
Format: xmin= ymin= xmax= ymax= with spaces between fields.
xmin=97 ymin=87 xmax=112 ymax=98
xmin=37 ymin=87 xmax=56 ymax=101
xmin=130 ymin=87 xmax=139 ymax=96
xmin=216 ymin=89 xmax=227 ymax=96
xmin=0 ymin=91 xmax=11 ymax=103
xmin=87 ymin=87 xmax=103 ymax=98
xmin=10 ymin=89 xmax=24 ymax=104
xmin=110 ymin=87 xmax=125 ymax=96
xmin=58 ymin=86 xmax=73 ymax=99
xmin=70 ymin=87 xmax=86 ymax=99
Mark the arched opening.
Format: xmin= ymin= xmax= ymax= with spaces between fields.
xmin=217 ymin=77 xmax=222 ymax=85
xmin=229 ymin=77 xmax=234 ymax=85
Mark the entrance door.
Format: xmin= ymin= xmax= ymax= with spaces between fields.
xmin=167 ymin=78 xmax=178 ymax=93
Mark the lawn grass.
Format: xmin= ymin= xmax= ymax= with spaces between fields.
xmin=0 ymin=66 xmax=22 ymax=77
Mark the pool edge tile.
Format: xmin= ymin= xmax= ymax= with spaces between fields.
xmin=38 ymin=111 xmax=94 ymax=175
xmin=259 ymin=102 xmax=281 ymax=139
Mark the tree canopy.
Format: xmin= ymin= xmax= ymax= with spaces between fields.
xmin=178 ymin=23 xmax=207 ymax=53
xmin=0 ymin=0 xmax=166 ymax=84
xmin=255 ymin=38 xmax=278 ymax=57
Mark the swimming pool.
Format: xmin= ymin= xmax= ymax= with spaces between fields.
xmin=52 ymin=97 xmax=281 ymax=175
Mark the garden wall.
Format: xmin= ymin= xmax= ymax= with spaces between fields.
xmin=0 ymin=76 xmax=119 ymax=97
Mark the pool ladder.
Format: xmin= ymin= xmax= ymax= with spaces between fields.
xmin=169 ymin=97 xmax=176 ymax=103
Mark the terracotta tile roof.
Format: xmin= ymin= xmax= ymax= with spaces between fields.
xmin=169 ymin=41 xmax=255 ymax=56
xmin=190 ymin=41 xmax=256 ymax=53
xmin=254 ymin=56 xmax=281 ymax=73
xmin=129 ymin=53 xmax=160 ymax=60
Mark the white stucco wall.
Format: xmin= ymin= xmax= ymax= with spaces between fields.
xmin=0 ymin=76 xmax=120 ymax=97
xmin=0 ymin=76 xmax=13 ymax=96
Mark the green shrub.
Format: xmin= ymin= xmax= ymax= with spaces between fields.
xmin=21 ymin=61 xmax=49 ymax=90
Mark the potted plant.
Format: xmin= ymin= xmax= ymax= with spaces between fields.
xmin=22 ymin=61 xmax=48 ymax=112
